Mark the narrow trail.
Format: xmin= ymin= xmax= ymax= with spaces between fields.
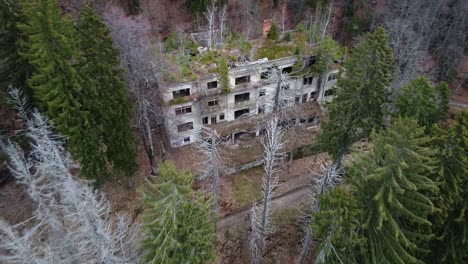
xmin=217 ymin=185 xmax=310 ymax=231
xmin=450 ymin=99 xmax=468 ymax=108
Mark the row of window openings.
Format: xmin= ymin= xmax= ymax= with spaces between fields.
xmin=202 ymin=113 xmax=225 ymax=125
xmin=175 ymin=73 xmax=326 ymax=98
xmin=176 ymin=90 xmax=329 ymax=117
xmin=175 ymin=74 xmax=322 ymax=99
xmin=292 ymin=89 xmax=333 ymax=103
xmin=328 ymin=74 xmax=337 ymax=81
xmin=291 ymin=116 xmax=318 ymax=125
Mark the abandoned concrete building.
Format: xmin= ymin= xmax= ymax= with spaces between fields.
xmin=161 ymin=55 xmax=339 ymax=148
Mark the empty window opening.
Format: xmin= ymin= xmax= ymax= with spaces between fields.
xmin=172 ymin=88 xmax=190 ymax=99
xmin=310 ymin=91 xmax=316 ymax=100
xmin=219 ymin=113 xmax=225 ymax=120
xmin=300 ymin=119 xmax=306 ymax=124
xmin=234 ymin=109 xmax=249 ymax=119
xmin=281 ymin=83 xmax=290 ymax=90
xmin=177 ymin=122 xmax=193 ymax=133
xmin=280 ymin=100 xmax=288 ymax=107
xmin=183 ymin=136 xmax=190 ymax=143
xmin=211 ymin=115 xmax=217 ymax=124
xmin=235 ymin=75 xmax=250 ymax=85
xmin=207 ymin=81 xmax=218 ymax=89
xmin=175 ymin=106 xmax=192 ymax=116
xmin=235 ymin=92 xmax=250 ymax=103
xmin=282 ymin=66 xmax=293 ymax=74
xmin=259 ymin=89 xmax=266 ymax=97
xmin=258 ymin=106 xmax=265 ymax=114
xmin=303 ymin=76 xmax=313 ymax=85
xmin=307 ymin=56 xmax=317 ymax=67
xmin=327 ymin=73 xmax=337 ymax=81
xmin=202 ymin=117 xmax=208 ymax=124
xmin=208 ymin=99 xmax=219 ymax=107
xmin=295 ymin=96 xmax=300 ymax=103
xmin=308 ymin=117 xmax=316 ymax=123
xmin=302 ymin=94 xmax=308 ymax=103
xmin=290 ymin=118 xmax=297 ymax=125
xmin=260 ymin=71 xmax=270 ymax=79
xmin=324 ymin=89 xmax=335 ymax=97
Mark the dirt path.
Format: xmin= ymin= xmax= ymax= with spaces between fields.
xmin=217 ymin=185 xmax=310 ymax=231
xmin=450 ymin=99 xmax=468 ymax=108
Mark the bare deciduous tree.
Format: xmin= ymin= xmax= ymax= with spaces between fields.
xmin=103 ymin=6 xmax=161 ymax=175
xmin=265 ymin=68 xmax=297 ymax=121
xmin=249 ymin=116 xmax=285 ymax=264
xmin=0 ymin=89 xmax=140 ymax=264
xmin=217 ymin=3 xmax=227 ymax=46
xmin=305 ymin=1 xmax=333 ymax=48
xmin=299 ymin=161 xmax=343 ymax=264
xmin=204 ymin=0 xmax=216 ymax=50
xmin=196 ymin=127 xmax=224 ymax=223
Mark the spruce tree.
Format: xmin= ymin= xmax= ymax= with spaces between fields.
xmin=350 ymin=118 xmax=438 ymax=263
xmin=428 ymin=111 xmax=468 ymax=263
xmin=267 ymin=22 xmax=279 ymax=41
xmin=313 ymin=36 xmax=342 ymax=101
xmin=311 ymin=185 xmax=364 ymax=264
xmin=395 ymin=77 xmax=450 ymax=127
xmin=317 ymin=27 xmax=394 ymax=163
xmin=141 ymin=161 xmax=215 ymax=263
xmin=18 ymin=0 xmax=108 ymax=182
xmin=77 ymin=5 xmax=137 ymax=178
xmin=0 ymin=0 xmax=31 ymax=99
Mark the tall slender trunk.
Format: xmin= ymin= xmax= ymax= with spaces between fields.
xmin=210 ymin=131 xmax=219 ymax=225
xmin=140 ymin=97 xmax=157 ymax=175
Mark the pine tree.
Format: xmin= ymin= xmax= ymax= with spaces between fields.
xmin=18 ymin=0 xmax=108 ymax=182
xmin=350 ymin=118 xmax=438 ymax=263
xmin=76 ymin=5 xmax=137 ymax=178
xmin=428 ymin=111 xmax=468 ymax=263
xmin=395 ymin=77 xmax=450 ymax=127
xmin=317 ymin=27 xmax=394 ymax=163
xmin=141 ymin=161 xmax=215 ymax=264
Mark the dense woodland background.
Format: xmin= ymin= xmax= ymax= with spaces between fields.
xmin=0 ymin=0 xmax=467 ymax=263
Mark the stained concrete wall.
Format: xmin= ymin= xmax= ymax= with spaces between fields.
xmin=161 ymin=56 xmax=339 ymax=148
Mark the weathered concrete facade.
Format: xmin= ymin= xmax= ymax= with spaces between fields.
xmin=161 ymin=56 xmax=339 ymax=148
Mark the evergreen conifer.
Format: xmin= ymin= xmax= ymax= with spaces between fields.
xmin=395 ymin=77 xmax=450 ymax=127
xmin=312 ymin=185 xmax=364 ymax=264
xmin=77 ymin=5 xmax=137 ymax=178
xmin=267 ymin=22 xmax=279 ymax=41
xmin=18 ymin=0 xmax=108 ymax=182
xmin=350 ymin=118 xmax=438 ymax=263
xmin=317 ymin=27 xmax=394 ymax=163
xmin=428 ymin=111 xmax=467 ymax=263
xmin=141 ymin=161 xmax=215 ymax=263
xmin=0 ymin=0 xmax=30 ymax=98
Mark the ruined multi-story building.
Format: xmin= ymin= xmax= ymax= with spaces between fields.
xmin=160 ymin=55 xmax=339 ymax=148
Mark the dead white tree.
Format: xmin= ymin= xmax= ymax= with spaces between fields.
xmin=103 ymin=6 xmax=161 ymax=175
xmin=298 ymin=161 xmax=343 ymax=264
xmin=241 ymin=0 xmax=259 ymax=39
xmin=379 ymin=0 xmax=445 ymax=89
xmin=249 ymin=116 xmax=285 ymax=264
xmin=280 ymin=2 xmax=287 ymax=35
xmin=204 ymin=0 xmax=217 ymax=50
xmin=0 ymin=89 xmax=140 ymax=264
xmin=196 ymin=127 xmax=224 ymax=223
xmin=306 ymin=1 xmax=333 ymax=47
xmin=264 ymin=68 xmax=297 ymax=122
xmin=217 ymin=3 xmax=227 ymax=47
